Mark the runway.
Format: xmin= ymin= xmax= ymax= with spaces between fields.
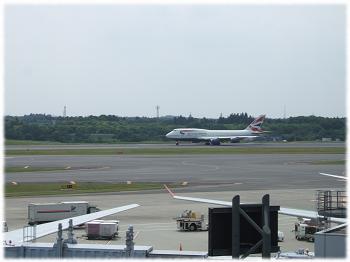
xmin=5 ymin=141 xmax=345 ymax=150
xmin=5 ymin=154 xmax=345 ymax=191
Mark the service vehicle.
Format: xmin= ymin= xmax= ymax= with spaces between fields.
xmin=28 ymin=201 xmax=100 ymax=225
xmin=175 ymin=210 xmax=207 ymax=231
xmin=294 ymin=219 xmax=323 ymax=242
xmin=277 ymin=230 xmax=285 ymax=242
xmin=276 ymin=248 xmax=314 ymax=259
xmin=86 ymin=220 xmax=119 ymax=240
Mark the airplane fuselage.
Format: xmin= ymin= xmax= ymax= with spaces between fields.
xmin=165 ymin=128 xmax=254 ymax=141
xmin=165 ymin=115 xmax=266 ymax=144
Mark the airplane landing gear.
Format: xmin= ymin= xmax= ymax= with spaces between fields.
xmin=175 ymin=141 xmax=179 ymax=146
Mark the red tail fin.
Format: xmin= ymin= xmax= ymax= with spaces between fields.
xmin=245 ymin=115 xmax=266 ymax=133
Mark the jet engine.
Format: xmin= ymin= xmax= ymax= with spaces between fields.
xmin=210 ymin=138 xmax=221 ymax=146
xmin=230 ymin=138 xmax=241 ymax=143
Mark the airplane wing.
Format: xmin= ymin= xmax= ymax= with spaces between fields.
xmin=279 ymin=207 xmax=346 ymax=224
xmin=164 ymin=185 xmax=346 ymax=224
xmin=4 ymin=204 xmax=139 ymax=246
xmin=165 ymin=184 xmax=233 ymax=206
xmin=319 ymin=172 xmax=347 ymax=180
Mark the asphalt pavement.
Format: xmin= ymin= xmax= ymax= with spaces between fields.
xmin=5 ymin=154 xmax=345 ymax=191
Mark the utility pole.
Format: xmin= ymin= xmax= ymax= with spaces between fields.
xmin=63 ymin=106 xmax=67 ymax=118
xmin=156 ymin=105 xmax=160 ymax=118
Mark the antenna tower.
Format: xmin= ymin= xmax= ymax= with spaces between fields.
xmin=63 ymin=106 xmax=67 ymax=117
xmin=156 ymin=105 xmax=160 ymax=118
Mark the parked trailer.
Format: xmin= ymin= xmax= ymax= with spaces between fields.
xmin=86 ymin=220 xmax=119 ymax=239
xmin=28 ymin=201 xmax=100 ymax=225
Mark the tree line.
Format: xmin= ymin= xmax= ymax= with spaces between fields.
xmin=5 ymin=113 xmax=345 ymax=143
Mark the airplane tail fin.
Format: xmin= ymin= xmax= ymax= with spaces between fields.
xmin=245 ymin=115 xmax=266 ymax=133
xmin=164 ymin=184 xmax=175 ymax=197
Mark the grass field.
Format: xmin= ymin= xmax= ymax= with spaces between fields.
xmin=309 ymin=160 xmax=346 ymax=165
xmin=5 ymin=139 xmax=168 ymax=145
xmin=5 ymin=182 xmax=173 ymax=197
xmin=5 ymin=166 xmax=72 ymax=173
xmin=5 ymin=146 xmax=345 ymax=156
xmin=5 ymin=139 xmax=63 ymax=145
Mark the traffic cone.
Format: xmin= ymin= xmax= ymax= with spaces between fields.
xmin=179 ymin=243 xmax=182 ymax=251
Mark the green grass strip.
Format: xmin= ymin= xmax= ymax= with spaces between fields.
xmin=5 ymin=167 xmax=71 ymax=173
xmin=5 ymin=140 xmax=169 ymax=145
xmin=5 ymin=147 xmax=345 ymax=156
xmin=5 ymin=182 xmax=172 ymax=197
xmin=5 ymin=139 xmax=63 ymax=145
xmin=309 ymin=160 xmax=346 ymax=165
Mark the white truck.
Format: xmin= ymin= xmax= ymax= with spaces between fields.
xmin=294 ymin=219 xmax=322 ymax=242
xmin=28 ymin=201 xmax=100 ymax=225
xmin=277 ymin=231 xmax=285 ymax=242
xmin=175 ymin=210 xmax=207 ymax=231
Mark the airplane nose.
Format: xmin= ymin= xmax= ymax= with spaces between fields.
xmin=165 ymin=132 xmax=170 ymax=138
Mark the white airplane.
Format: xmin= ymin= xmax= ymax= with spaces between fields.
xmin=164 ymin=185 xmax=346 ymax=224
xmin=3 ymin=204 xmax=139 ymax=246
xmin=165 ymin=115 xmax=267 ymax=145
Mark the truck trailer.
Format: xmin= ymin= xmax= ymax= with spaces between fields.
xmin=28 ymin=201 xmax=100 ymax=225
xmin=86 ymin=220 xmax=119 ymax=240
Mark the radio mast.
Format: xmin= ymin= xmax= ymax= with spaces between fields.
xmin=156 ymin=105 xmax=160 ymax=118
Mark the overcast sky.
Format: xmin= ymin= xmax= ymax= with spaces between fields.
xmin=5 ymin=4 xmax=346 ymax=118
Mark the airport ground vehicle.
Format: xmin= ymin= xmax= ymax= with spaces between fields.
xmin=28 ymin=201 xmax=100 ymax=225
xmin=175 ymin=210 xmax=207 ymax=231
xmin=276 ymin=248 xmax=314 ymax=258
xmin=277 ymin=230 xmax=285 ymax=242
xmin=294 ymin=219 xmax=322 ymax=242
